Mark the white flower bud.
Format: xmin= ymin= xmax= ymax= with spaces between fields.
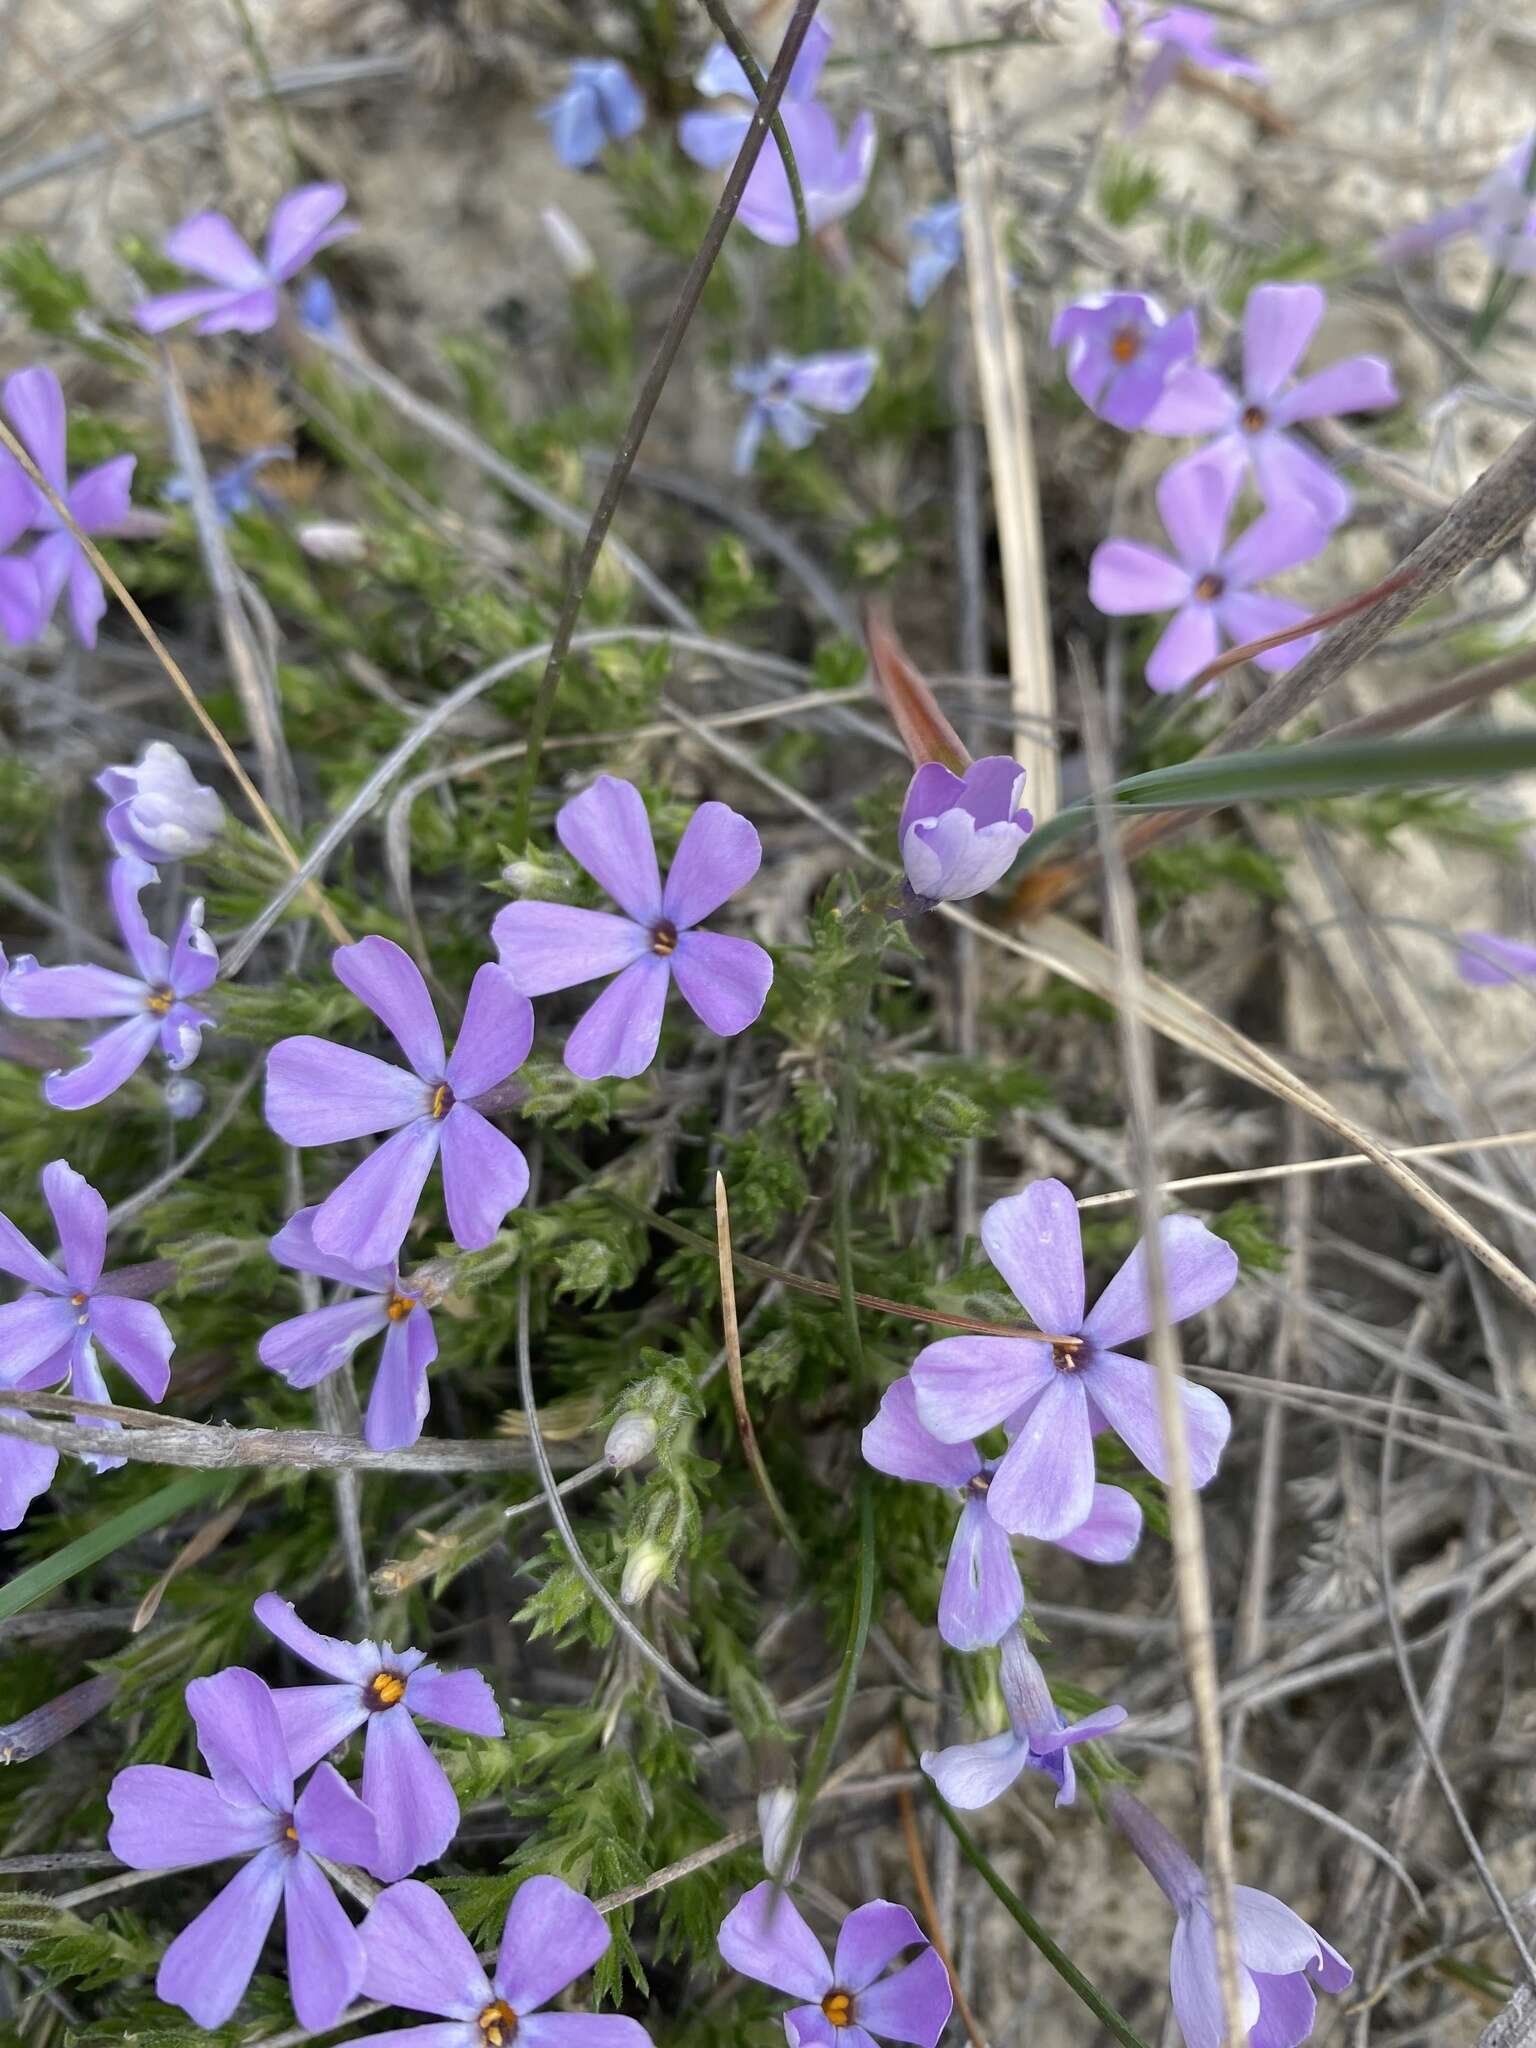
xmin=540 ymin=205 xmax=596 ymax=280
xmin=620 ymin=1537 xmax=669 ymax=1606
xmin=297 ymin=521 xmax=368 ymax=565
xmin=604 ymin=1413 xmax=657 ymax=1471
xmin=162 ymin=1075 xmax=206 ymax=1120
xmin=757 ymin=1784 xmax=801 ymax=1884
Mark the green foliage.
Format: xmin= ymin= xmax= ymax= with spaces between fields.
xmin=1098 ymin=148 xmax=1162 ymax=227
xmin=1208 ymin=1198 xmax=1288 ymax=1272
xmin=1139 ymin=835 xmax=1288 ymax=916
xmin=0 ymin=236 xmax=94 ymax=336
xmin=1311 ymin=786 xmax=1526 ymax=859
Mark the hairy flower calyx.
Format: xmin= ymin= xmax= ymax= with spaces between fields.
xmin=366 ymin=1670 xmax=407 ymax=1708
xmin=650 ymin=918 xmax=679 ymax=957
xmin=822 ymin=1989 xmax=854 ymax=2028
xmin=477 ymin=2000 xmax=517 ymax=2046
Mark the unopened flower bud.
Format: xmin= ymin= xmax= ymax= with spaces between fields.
xmin=757 ymin=1783 xmax=801 ymax=1884
xmin=901 ymin=757 xmax=1033 ymax=907
xmin=620 ymin=1537 xmax=669 ymax=1606
xmin=605 ymin=1412 xmax=657 ymax=1471
xmin=297 ymin=521 xmax=368 ymax=566
xmin=162 ymin=1074 xmax=205 ymax=1120
xmin=540 ymin=204 xmax=596 ymax=280
xmin=96 ymin=742 xmax=225 ymax=866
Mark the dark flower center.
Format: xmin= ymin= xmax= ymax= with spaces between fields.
xmin=823 ymin=1990 xmax=855 ymax=2028
xmin=1110 ymin=326 xmax=1141 ymax=365
xmin=145 ymin=986 xmax=175 ymax=1015
xmin=1194 ymin=572 xmax=1225 ymax=602
xmin=1240 ymin=403 xmax=1268 ymax=433
xmin=429 ymin=1081 xmax=454 ymax=1119
xmin=478 ymin=2001 xmax=517 ymax=2046
xmin=650 ymin=919 xmax=679 ymax=958
xmin=365 ymin=1670 xmax=407 ymax=1709
xmin=1053 ymin=1342 xmax=1087 ymax=1374
xmin=281 ymin=1814 xmax=299 ymax=1846
xmin=965 ymin=1471 xmax=991 ymax=1499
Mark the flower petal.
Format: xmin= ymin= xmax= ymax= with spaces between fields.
xmin=37 ymin=1161 xmax=104 ymax=1289
xmin=1088 ymin=538 xmax=1191 ymax=615
xmin=0 ymin=553 xmax=39 ymax=644
xmin=1231 ymin=1887 xmax=1330 ymax=1974
xmin=43 ymin=1011 xmax=161 ymax=1111
xmin=361 ymin=1878 xmax=491 ymax=2018
xmin=439 ymin=1105 xmax=528 ymax=1252
xmin=1145 ymin=604 xmax=1223 ymax=694
xmin=193 ymin=286 xmax=281 ymax=334
xmin=0 ymin=1295 xmax=83 ymax=1382
xmin=1247 ymin=1968 xmax=1316 ymax=2048
xmin=4 ymin=366 xmax=67 ymax=493
xmin=133 ymin=285 xmax=246 ymax=334
xmin=157 ymin=1844 xmax=287 ymax=2029
xmin=555 ymin=776 xmax=663 ymax=923
xmin=1216 ymin=593 xmax=1318 ymax=672
xmin=253 ymin=1591 xmax=380 ymax=1683
xmin=833 ymin=1900 xmax=926 ymax=1992
xmin=284 ymin=1847 xmax=366 ymax=2031
xmin=294 ymin=1759 xmax=381 ymax=1870
xmin=1145 ymin=364 xmax=1238 ymax=435
xmin=494 ymin=1874 xmax=611 ymax=2014
xmin=1249 ymin=429 xmax=1351 ymax=526
xmin=1219 ymin=505 xmax=1330 ymax=588
xmin=849 ymin=1943 xmax=952 ymax=2048
xmin=985 ymin=1372 xmax=1095 ymax=1538
xmin=1084 ymin=1214 xmax=1239 ymax=1346
xmin=0 ymin=1202 xmax=63 ymax=1293
xmin=0 ymin=1434 xmax=57 ymax=1529
xmin=187 ymin=1666 xmax=292 ymax=1814
xmin=940 ymin=1497 xmax=1024 ymax=1650
xmin=0 ymin=958 xmax=146 ymax=1020
xmin=921 ymin=1728 xmax=1026 ymax=1810
xmin=107 ymin=1762 xmax=277 ymax=1868
xmin=564 ymin=956 xmax=670 ymax=1079
xmin=361 ymin=1706 xmax=458 ymax=1881
xmin=1243 ymin=283 xmax=1326 ymax=402
xmin=88 ymin=1294 xmax=173 ymax=1401
xmin=717 ymin=1882 xmax=832 ymax=2001
xmin=661 ymin=801 xmax=763 ymax=930
xmin=1084 ymin=1350 xmax=1231 ymax=1489
xmin=678 ymin=107 xmax=752 ymax=170
xmin=1457 ymin=932 xmax=1536 ymax=985
xmin=164 ymin=211 xmax=266 ymax=289
xmin=265 ymin=183 xmax=353 ymax=280
xmin=446 ymin=965 xmax=533 ymax=1097
xmin=518 ymin=2020 xmax=654 ymax=2048
xmin=68 ymin=454 xmax=136 ymax=536
xmin=333 ymin=937 xmax=445 ymax=1082
xmin=862 ymin=1376 xmax=980 ymax=1488
xmin=1051 ymin=1483 xmax=1143 ymax=1563
xmin=784 ymin=350 xmax=878 ymax=417
xmin=259 ymin=1297 xmax=389 ymax=1390
xmin=911 ymin=1336 xmax=1056 ymax=1443
xmin=265 ymin=1037 xmax=430 ymax=1144
xmin=1156 ymin=454 xmax=1241 ymax=573
xmin=0 ymin=453 xmax=40 ymax=550
xmin=402 ymin=1663 xmax=502 ymax=1738
xmin=309 ymin=1118 xmax=443 ymax=1271
xmin=1271 ymin=354 xmax=1396 ymax=426
xmin=269 ymin=1684 xmax=369 ymax=1776
xmin=364 ymin=1305 xmax=436 ymax=1451
xmin=980 ymin=1181 xmax=1086 ymax=1333
xmin=270 ymin=1206 xmax=394 ymax=1292
xmin=492 ymin=902 xmax=649 ymax=998
xmin=671 ymin=929 xmax=772 ymax=1038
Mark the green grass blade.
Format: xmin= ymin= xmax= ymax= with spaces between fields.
xmin=0 ymin=1471 xmax=228 ymax=1620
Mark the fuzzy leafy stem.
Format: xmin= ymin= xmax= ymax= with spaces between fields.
xmin=506 ymin=0 xmax=826 ymax=853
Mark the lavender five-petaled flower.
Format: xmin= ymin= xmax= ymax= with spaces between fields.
xmin=1147 ymin=283 xmax=1397 ymax=525
xmin=0 ymin=1159 xmax=174 ymax=1528
xmin=492 ymin=776 xmax=773 ymax=1081
xmin=1106 ymin=3 xmax=1264 ymax=130
xmin=718 ymin=1883 xmax=951 ymax=2048
xmin=264 ymin=936 xmax=533 ymax=1268
xmin=106 ymin=1667 xmax=380 ymax=2031
xmin=1050 ymin=291 xmax=1200 ymax=430
xmin=540 ymin=58 xmax=646 ymax=170
xmin=254 ymin=1592 xmax=502 ymax=1881
xmin=1 ymin=855 xmax=217 ymax=1110
xmin=910 ymin=1179 xmax=1236 ymax=1541
xmin=921 ymin=1624 xmax=1126 ymax=1810
xmin=1108 ymin=1788 xmax=1352 ymax=2048
xmin=96 ymin=740 xmax=225 ymax=867
xmin=259 ymin=1208 xmax=439 ymax=1451
xmin=731 ymin=349 xmax=878 ymax=473
xmin=133 ymin=183 xmax=355 ymax=337
xmin=907 ymin=201 xmax=964 ymax=309
xmin=162 ymin=444 xmax=291 ymax=524
xmin=861 ymin=1376 xmax=1142 ymax=1650
xmin=1089 ymin=452 xmax=1331 ymax=693
xmin=353 ymin=1873 xmax=652 ymax=2046
xmin=1379 ymin=132 xmax=1536 ymax=274
xmin=899 ymin=756 xmax=1033 ymax=905
xmin=0 ymin=364 xmax=137 ymax=649
xmin=1458 ymin=931 xmax=1536 ymax=985
xmin=678 ymin=20 xmax=876 ymax=247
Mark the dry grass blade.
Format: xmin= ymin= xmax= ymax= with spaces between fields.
xmin=893 ymin=1735 xmax=989 ymax=2048
xmin=1075 ymin=1127 xmax=1536 ymax=1210
xmin=715 ymin=1173 xmax=798 ymax=1549
xmin=130 ymin=1494 xmax=246 ymax=1632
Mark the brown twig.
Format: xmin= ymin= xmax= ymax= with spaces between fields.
xmin=893 ymin=1735 xmax=989 ymax=2048
xmin=716 ymin=1174 xmax=799 ymax=1549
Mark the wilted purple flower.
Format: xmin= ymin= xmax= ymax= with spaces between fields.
xmin=718 ymin=1883 xmax=951 ymax=2048
xmin=0 ymin=1673 xmax=119 ymax=1764
xmin=163 ymin=444 xmax=291 ymax=524
xmin=1106 ymin=3 xmax=1264 ymax=129
xmin=1 ymin=855 xmax=217 ymax=1109
xmin=541 ymin=58 xmax=646 ymax=169
xmin=0 ymin=365 xmax=137 ymax=648
xmin=492 ymin=776 xmax=773 ymax=1081
xmin=1380 ymin=133 xmax=1536 ymax=273
xmin=911 ymin=1179 xmax=1236 ymax=1541
xmin=259 ymin=1208 xmax=438 ymax=1451
xmin=900 ymin=756 xmax=1033 ymax=905
xmin=0 ymin=1159 xmax=174 ymax=1526
xmin=1051 ymin=291 xmax=1200 ymax=430
xmin=1109 ymin=1788 xmax=1352 ymax=2048
xmin=133 ymin=183 xmax=355 ymax=337
xmin=861 ymin=1376 xmax=1142 ymax=1651
xmin=1458 ymin=931 xmax=1536 ymax=985
xmin=264 ymin=937 xmax=532 ymax=1269
xmin=731 ymin=348 xmax=878 ymax=472
xmin=358 ymin=1873 xmax=650 ymax=2046
xmin=254 ymin=1592 xmax=501 ymax=1881
xmin=922 ymin=1624 xmax=1126 ymax=1811
xmin=907 ymin=201 xmax=964 ymax=309
xmin=96 ymin=740 xmax=224 ymax=866
xmin=679 ymin=20 xmax=876 ymax=247
xmin=107 ymin=1667 xmax=379 ymax=2030
xmin=1089 ymin=452 xmax=1331 ymax=692
xmin=1147 ymin=283 xmax=1397 ymax=524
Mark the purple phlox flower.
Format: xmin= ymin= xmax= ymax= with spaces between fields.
xmin=0 ymin=854 xmax=217 ymax=1110
xmin=1146 ymin=282 xmax=1398 ymax=525
xmin=133 ymin=182 xmax=355 ymax=337
xmin=1458 ymin=931 xmax=1536 ymax=985
xmin=253 ymin=1592 xmax=501 ymax=1881
xmin=921 ymin=1624 xmax=1126 ymax=1812
xmin=0 ymin=1159 xmax=174 ymax=1526
xmin=107 ymin=1667 xmax=379 ymax=2030
xmin=0 ymin=364 xmax=138 ymax=649
xmin=259 ymin=1207 xmax=440 ymax=1451
xmin=1109 ymin=1789 xmax=1352 ymax=2048
xmin=162 ymin=443 xmax=292 ymax=524
xmin=492 ymin=776 xmax=774 ymax=1081
xmin=96 ymin=740 xmax=225 ymax=867
xmin=678 ymin=20 xmax=876 ymax=247
xmin=907 ymin=201 xmax=964 ymax=309
xmin=357 ymin=1872 xmax=651 ymax=2046
xmin=861 ymin=1375 xmax=1143 ymax=1651
xmin=731 ymin=348 xmax=878 ymax=472
xmin=1089 ymin=450 xmax=1332 ymax=694
xmin=264 ymin=936 xmax=533 ymax=1269
xmin=718 ymin=1882 xmax=951 ymax=2048
xmin=1106 ymin=3 xmax=1264 ymax=129
xmin=1050 ymin=291 xmax=1200 ymax=430
xmin=900 ymin=755 xmax=1033 ymax=905
xmin=910 ymin=1178 xmax=1236 ymax=1541
xmin=1379 ymin=133 xmax=1536 ymax=273
xmin=541 ymin=58 xmax=646 ymax=170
